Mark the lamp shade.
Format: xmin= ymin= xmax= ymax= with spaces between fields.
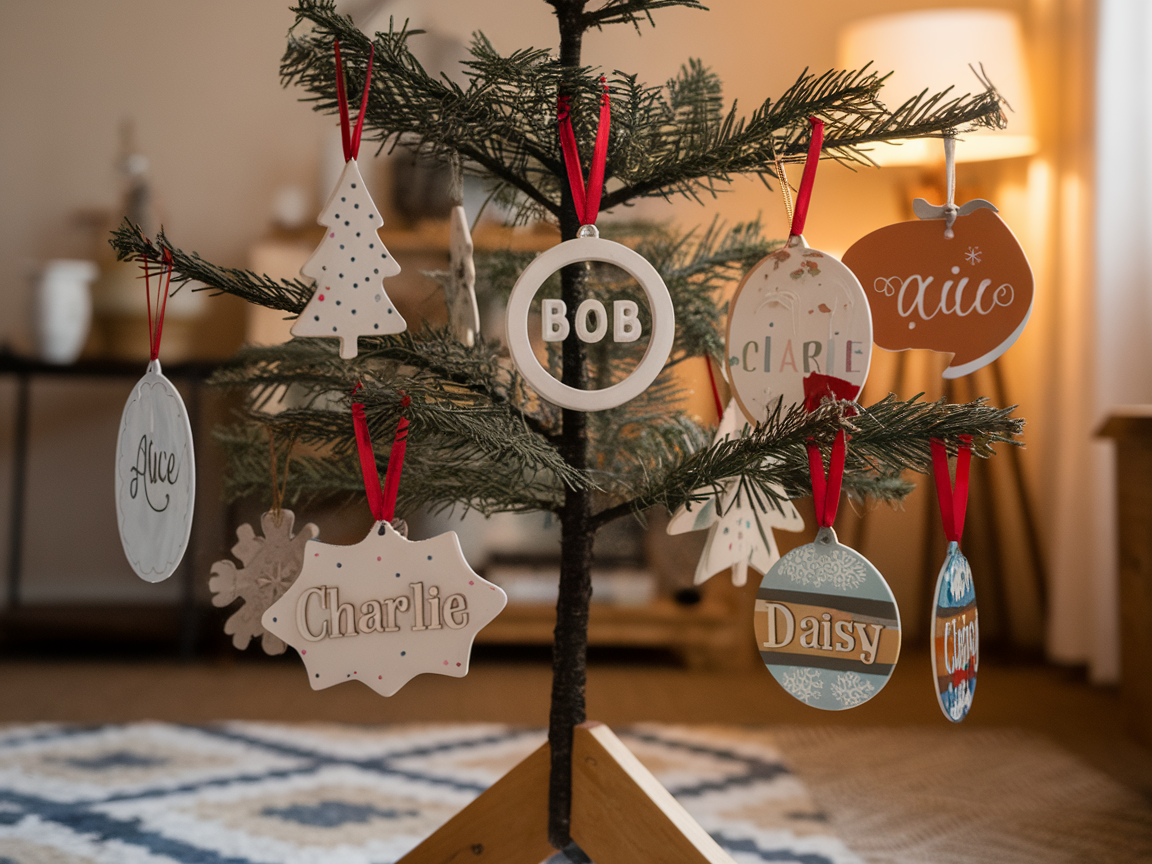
xmin=837 ymin=9 xmax=1038 ymax=165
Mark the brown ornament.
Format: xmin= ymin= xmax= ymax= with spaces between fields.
xmin=842 ymin=206 xmax=1034 ymax=379
xmin=209 ymin=510 xmax=319 ymax=655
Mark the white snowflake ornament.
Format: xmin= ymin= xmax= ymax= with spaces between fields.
xmin=263 ymin=521 xmax=507 ymax=698
xmin=291 ymin=159 xmax=405 ymax=359
xmin=667 ymin=399 xmax=803 ymax=586
xmin=209 ymin=509 xmax=319 ymax=655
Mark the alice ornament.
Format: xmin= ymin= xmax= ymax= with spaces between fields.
xmin=505 ymin=81 xmax=675 ymax=412
xmin=842 ymin=138 xmax=1034 ymax=379
xmin=291 ymin=42 xmax=406 ymax=359
xmin=929 ymin=436 xmax=979 ymax=722
xmin=727 ymin=120 xmax=872 ymax=423
xmin=755 ymin=431 xmax=901 ymax=710
xmin=114 ymin=252 xmax=195 ymax=583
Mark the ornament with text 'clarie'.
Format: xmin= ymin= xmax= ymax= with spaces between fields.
xmin=115 ymin=251 xmax=195 ymax=583
xmin=726 ymin=118 xmax=872 ymax=423
xmin=667 ymin=398 xmax=803 ymax=587
xmin=262 ymin=522 xmax=507 ymax=697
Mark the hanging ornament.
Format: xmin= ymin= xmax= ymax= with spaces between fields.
xmin=209 ymin=431 xmax=318 ymax=655
xmin=114 ymin=250 xmax=195 ymax=583
xmin=727 ymin=119 xmax=872 ymax=424
xmin=444 ymin=203 xmax=482 ymax=346
xmin=755 ymin=431 xmax=901 ymax=710
xmin=841 ymin=137 xmax=1034 ymax=379
xmin=263 ymin=387 xmax=507 ymax=697
xmin=929 ymin=436 xmax=978 ymax=722
xmin=667 ymin=366 xmax=803 ymax=586
xmin=505 ymin=78 xmax=675 ymax=412
xmin=291 ymin=42 xmax=405 ymax=359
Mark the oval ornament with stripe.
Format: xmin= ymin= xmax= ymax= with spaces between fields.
xmin=931 ymin=541 xmax=978 ymax=722
xmin=755 ymin=526 xmax=900 ymax=710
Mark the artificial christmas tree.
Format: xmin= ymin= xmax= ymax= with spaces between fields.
xmin=112 ymin=0 xmax=1024 ymax=857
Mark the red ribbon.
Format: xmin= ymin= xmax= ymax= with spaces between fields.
xmin=807 ymin=429 xmax=846 ymax=528
xmin=788 ymin=117 xmax=824 ymax=239
xmin=334 ymin=40 xmax=375 ymax=163
xmin=351 ymin=384 xmax=409 ymax=523
xmin=705 ymin=358 xmax=724 ymax=422
xmin=931 ymin=435 xmax=972 ymax=544
xmin=558 ymin=77 xmax=610 ymax=226
xmin=143 ymin=247 xmax=173 ymax=362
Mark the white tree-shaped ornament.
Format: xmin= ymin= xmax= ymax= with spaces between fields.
xmin=290 ymin=41 xmax=405 ymax=359
xmin=290 ymin=159 xmax=405 ymax=358
xmin=667 ymin=398 xmax=803 ymax=586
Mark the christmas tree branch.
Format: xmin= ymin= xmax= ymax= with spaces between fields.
xmin=589 ymin=394 xmax=1023 ymax=529
xmin=110 ymin=221 xmax=311 ymax=314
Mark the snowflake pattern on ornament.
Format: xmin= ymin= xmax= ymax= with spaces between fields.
xmin=780 ymin=668 xmax=825 ymax=704
xmin=830 ymin=672 xmax=876 ymax=708
xmin=965 ymin=246 xmax=983 ymax=265
xmin=946 ymin=551 xmax=974 ymax=605
xmin=775 ymin=543 xmax=867 ymax=591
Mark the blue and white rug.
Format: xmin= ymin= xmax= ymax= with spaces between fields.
xmin=0 ymin=722 xmax=861 ymax=864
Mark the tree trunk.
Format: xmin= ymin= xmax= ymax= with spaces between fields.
xmin=547 ymin=1 xmax=592 ymax=852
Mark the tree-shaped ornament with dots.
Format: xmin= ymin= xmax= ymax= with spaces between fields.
xmin=290 ymin=43 xmax=405 ymax=359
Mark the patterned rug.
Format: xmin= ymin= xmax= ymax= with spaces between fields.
xmin=0 ymin=722 xmax=859 ymax=864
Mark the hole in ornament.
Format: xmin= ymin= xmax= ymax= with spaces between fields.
xmin=529 ymin=262 xmax=653 ymax=391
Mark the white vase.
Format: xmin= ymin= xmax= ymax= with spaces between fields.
xmin=33 ymin=259 xmax=97 ymax=364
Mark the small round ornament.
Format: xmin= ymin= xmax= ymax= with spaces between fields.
xmin=115 ymin=359 xmax=195 ymax=582
xmin=755 ymin=526 xmax=901 ymax=710
xmin=504 ymin=227 xmax=675 ymax=412
xmin=726 ymin=234 xmax=873 ymax=424
xmin=931 ymin=541 xmax=978 ymax=722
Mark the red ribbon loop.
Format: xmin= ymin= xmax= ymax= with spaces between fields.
xmin=351 ymin=385 xmax=409 ymax=523
xmin=931 ymin=435 xmax=972 ymax=544
xmin=806 ymin=429 xmax=846 ymax=528
xmin=143 ymin=247 xmax=173 ymax=362
xmin=788 ymin=117 xmax=824 ymax=239
xmin=334 ymin=40 xmax=375 ymax=163
xmin=557 ymin=77 xmax=611 ymax=226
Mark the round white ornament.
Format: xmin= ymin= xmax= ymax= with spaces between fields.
xmin=755 ymin=526 xmax=900 ymax=710
xmin=115 ymin=359 xmax=195 ymax=582
xmin=504 ymin=228 xmax=675 ymax=412
xmin=726 ymin=235 xmax=873 ymax=423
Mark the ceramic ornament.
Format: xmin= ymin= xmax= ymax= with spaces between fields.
xmin=841 ymin=139 xmax=1034 ymax=379
xmin=115 ymin=359 xmax=195 ymax=583
xmin=726 ymin=235 xmax=873 ymax=424
xmin=667 ymin=399 xmax=803 ymax=586
xmin=755 ymin=526 xmax=901 ymax=710
xmin=262 ymin=521 xmax=508 ymax=697
xmin=209 ymin=509 xmax=319 ymax=655
xmin=291 ymin=158 xmax=405 ymax=359
xmin=931 ymin=541 xmax=978 ymax=722
xmin=444 ymin=204 xmax=481 ymax=346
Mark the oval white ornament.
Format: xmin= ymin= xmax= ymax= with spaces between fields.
xmin=726 ymin=235 xmax=873 ymax=424
xmin=115 ymin=360 xmax=195 ymax=582
xmin=755 ymin=526 xmax=900 ymax=710
xmin=505 ymin=232 xmax=675 ymax=412
xmin=931 ymin=541 xmax=978 ymax=722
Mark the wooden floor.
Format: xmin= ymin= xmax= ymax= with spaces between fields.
xmin=3 ymin=647 xmax=1150 ymax=802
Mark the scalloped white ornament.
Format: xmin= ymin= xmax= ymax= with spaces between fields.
xmin=263 ymin=521 xmax=507 ymax=697
xmin=114 ymin=360 xmax=195 ymax=583
xmin=291 ymin=159 xmax=405 ymax=359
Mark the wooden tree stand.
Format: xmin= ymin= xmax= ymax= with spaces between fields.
xmin=397 ymin=721 xmax=737 ymax=864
